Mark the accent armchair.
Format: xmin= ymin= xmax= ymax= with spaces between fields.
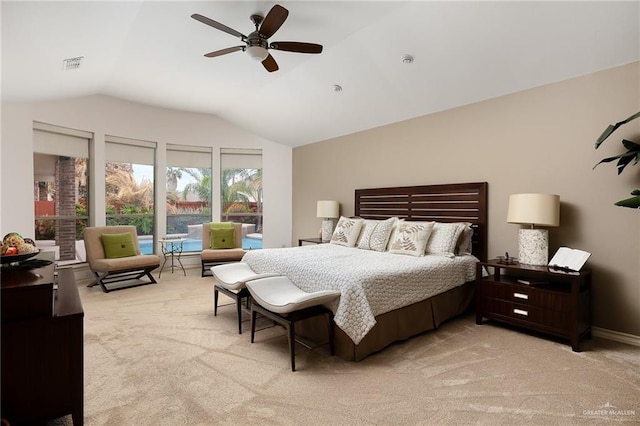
xmin=201 ymin=222 xmax=246 ymax=277
xmin=83 ymin=226 xmax=161 ymax=293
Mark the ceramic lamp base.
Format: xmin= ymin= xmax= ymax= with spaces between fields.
xmin=518 ymin=228 xmax=549 ymax=266
xmin=321 ymin=219 xmax=334 ymax=242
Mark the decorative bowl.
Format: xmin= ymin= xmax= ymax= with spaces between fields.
xmin=0 ymin=250 xmax=41 ymax=264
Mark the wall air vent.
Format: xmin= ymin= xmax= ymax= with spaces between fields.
xmin=62 ymin=56 xmax=84 ymax=71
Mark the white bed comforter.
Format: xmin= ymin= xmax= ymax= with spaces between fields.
xmin=242 ymin=244 xmax=478 ymax=344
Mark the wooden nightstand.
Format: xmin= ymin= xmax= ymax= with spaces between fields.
xmin=476 ymin=259 xmax=591 ymax=351
xmin=298 ymin=237 xmax=324 ymax=246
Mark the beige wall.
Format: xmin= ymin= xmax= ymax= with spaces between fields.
xmin=0 ymin=95 xmax=293 ymax=249
xmin=293 ymin=62 xmax=640 ymax=337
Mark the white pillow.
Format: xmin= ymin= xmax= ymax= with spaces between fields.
xmin=425 ymin=222 xmax=466 ymax=257
xmin=330 ymin=216 xmax=364 ymax=247
xmin=455 ymin=223 xmax=474 ymax=255
xmin=357 ymin=217 xmax=397 ymax=252
xmin=387 ymin=221 xmax=434 ymax=257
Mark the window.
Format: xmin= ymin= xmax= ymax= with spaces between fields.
xmin=105 ymin=136 xmax=156 ymax=254
xmin=220 ymin=149 xmax=262 ymax=249
xmin=33 ymin=123 xmax=91 ymax=264
xmin=166 ymin=144 xmax=212 ymax=253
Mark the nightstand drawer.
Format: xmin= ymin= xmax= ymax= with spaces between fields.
xmin=480 ymin=281 xmax=570 ymax=312
xmin=481 ymin=298 xmax=570 ymax=331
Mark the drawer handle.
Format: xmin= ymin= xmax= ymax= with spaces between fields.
xmin=513 ymin=308 xmax=529 ymax=316
xmin=513 ymin=292 xmax=529 ymax=300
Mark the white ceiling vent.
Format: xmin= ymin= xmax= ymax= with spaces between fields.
xmin=62 ymin=56 xmax=84 ymax=71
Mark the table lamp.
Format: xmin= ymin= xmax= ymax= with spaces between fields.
xmin=317 ymin=200 xmax=339 ymax=242
xmin=507 ymin=193 xmax=560 ymax=265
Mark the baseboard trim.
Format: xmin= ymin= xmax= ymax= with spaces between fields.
xmin=592 ymin=326 xmax=640 ymax=347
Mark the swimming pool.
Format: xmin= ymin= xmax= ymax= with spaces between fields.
xmin=138 ymin=236 xmax=262 ymax=254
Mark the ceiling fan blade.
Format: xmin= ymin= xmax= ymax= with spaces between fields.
xmin=191 ymin=13 xmax=246 ymax=40
xmin=259 ymin=5 xmax=288 ymax=39
xmin=270 ymin=41 xmax=323 ymax=54
xmin=262 ymin=54 xmax=279 ymax=72
xmin=204 ymin=46 xmax=244 ymax=58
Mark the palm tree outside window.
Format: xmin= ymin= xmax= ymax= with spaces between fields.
xmin=220 ymin=149 xmax=262 ymax=249
xmin=166 ymin=143 xmax=213 ymax=252
xmin=105 ymin=137 xmax=156 ymax=253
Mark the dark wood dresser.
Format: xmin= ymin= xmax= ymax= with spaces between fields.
xmin=476 ymin=259 xmax=591 ymax=351
xmin=1 ymin=260 xmax=84 ymax=425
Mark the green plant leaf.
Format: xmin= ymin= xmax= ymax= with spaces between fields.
xmin=595 ymin=111 xmax=640 ymax=149
xmin=594 ymin=150 xmax=639 ymax=171
xmin=616 ymin=154 xmax=636 ymax=174
xmin=596 ymin=124 xmax=616 ymax=148
xmin=614 ymin=192 xmax=640 ymax=208
xmin=621 ymin=139 xmax=640 ymax=151
xmin=593 ymin=112 xmax=640 ymax=208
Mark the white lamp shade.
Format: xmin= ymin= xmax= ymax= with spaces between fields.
xmin=246 ymin=45 xmax=268 ymax=61
xmin=317 ymin=200 xmax=339 ymax=219
xmin=507 ymin=193 xmax=560 ymax=227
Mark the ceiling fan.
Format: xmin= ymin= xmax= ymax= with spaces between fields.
xmin=191 ymin=4 xmax=323 ymax=72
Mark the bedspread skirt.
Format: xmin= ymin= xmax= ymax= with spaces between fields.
xmin=296 ymin=280 xmax=475 ymax=361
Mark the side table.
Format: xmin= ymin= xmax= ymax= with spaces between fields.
xmin=1 ymin=262 xmax=84 ymax=425
xmin=159 ymin=238 xmax=186 ymax=277
xmin=298 ymin=237 xmax=325 ymax=246
xmin=476 ymin=259 xmax=591 ymax=351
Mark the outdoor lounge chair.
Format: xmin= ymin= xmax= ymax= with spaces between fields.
xmin=84 ymin=226 xmax=161 ymax=293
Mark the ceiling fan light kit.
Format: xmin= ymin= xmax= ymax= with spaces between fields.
xmin=191 ymin=4 xmax=323 ymax=72
xmin=246 ymin=45 xmax=268 ymax=61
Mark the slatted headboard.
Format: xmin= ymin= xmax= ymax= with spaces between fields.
xmin=354 ymin=182 xmax=488 ymax=261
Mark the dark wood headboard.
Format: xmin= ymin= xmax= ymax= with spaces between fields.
xmin=354 ymin=182 xmax=488 ymax=261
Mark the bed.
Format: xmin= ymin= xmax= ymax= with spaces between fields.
xmin=244 ymin=182 xmax=488 ymax=361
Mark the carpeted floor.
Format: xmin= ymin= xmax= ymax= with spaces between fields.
xmin=69 ymin=268 xmax=639 ymax=425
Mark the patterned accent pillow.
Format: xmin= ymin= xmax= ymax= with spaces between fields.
xmin=330 ymin=216 xmax=364 ymax=247
xmin=387 ymin=221 xmax=434 ymax=256
xmin=426 ymin=222 xmax=466 ymax=257
xmin=357 ymin=217 xmax=397 ymax=251
xmin=455 ymin=223 xmax=474 ymax=255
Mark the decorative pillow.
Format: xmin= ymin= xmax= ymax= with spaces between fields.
xmin=425 ymin=222 xmax=466 ymax=257
xmin=330 ymin=216 xmax=364 ymax=247
xmin=211 ymin=228 xmax=235 ymax=249
xmin=357 ymin=217 xmax=397 ymax=251
xmin=455 ymin=223 xmax=474 ymax=255
xmin=101 ymin=232 xmax=137 ymax=259
xmin=387 ymin=221 xmax=434 ymax=256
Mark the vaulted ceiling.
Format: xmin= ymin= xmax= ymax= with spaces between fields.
xmin=2 ymin=1 xmax=639 ymax=147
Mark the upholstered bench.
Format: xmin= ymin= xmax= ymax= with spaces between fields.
xmin=210 ymin=262 xmax=277 ymax=334
xmin=245 ymin=276 xmax=341 ymax=371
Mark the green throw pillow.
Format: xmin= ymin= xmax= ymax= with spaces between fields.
xmin=101 ymin=232 xmax=137 ymax=259
xmin=210 ymin=222 xmax=234 ymax=230
xmin=211 ymin=228 xmax=235 ymax=249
